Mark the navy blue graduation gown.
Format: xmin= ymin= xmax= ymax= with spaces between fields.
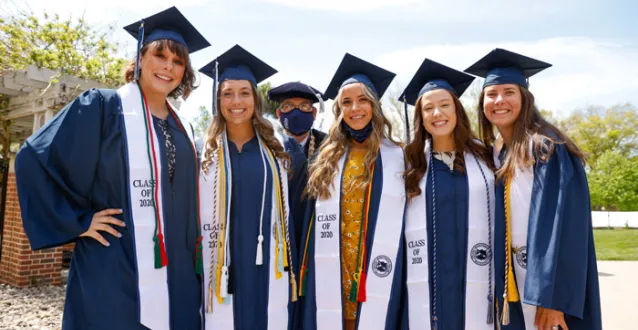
xmin=15 ymin=89 xmax=201 ymax=330
xmin=494 ymin=143 xmax=602 ymax=329
xmin=298 ymin=154 xmax=408 ymax=330
xmin=224 ymin=135 xmax=307 ymax=330
xmin=418 ymin=157 xmax=471 ymax=329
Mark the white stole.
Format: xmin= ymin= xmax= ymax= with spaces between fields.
xmin=314 ymin=140 xmax=405 ymax=330
xmin=495 ymin=144 xmax=536 ymax=329
xmin=405 ymin=147 xmax=495 ymax=330
xmin=199 ymin=135 xmax=290 ymax=330
xmin=120 ymin=82 xmax=195 ymax=330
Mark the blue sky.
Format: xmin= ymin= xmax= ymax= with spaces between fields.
xmin=7 ymin=0 xmax=638 ymax=124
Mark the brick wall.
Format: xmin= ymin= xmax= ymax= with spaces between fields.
xmin=0 ymin=173 xmax=63 ymax=287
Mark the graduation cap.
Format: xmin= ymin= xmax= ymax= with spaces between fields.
xmin=268 ymin=82 xmax=326 ymax=114
xmin=398 ymin=59 xmax=475 ymax=144
xmin=123 ymin=6 xmax=210 ymax=80
xmin=268 ymin=82 xmax=324 ymax=104
xmin=399 ymin=59 xmax=475 ymax=106
xmin=199 ymin=45 xmax=278 ymax=115
xmin=324 ymin=53 xmax=396 ymax=100
xmin=465 ymin=48 xmax=552 ymax=89
xmin=199 ymin=45 xmax=277 ymax=86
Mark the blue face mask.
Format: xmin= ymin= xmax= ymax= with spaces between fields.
xmin=279 ymin=109 xmax=315 ymax=136
xmin=342 ymin=121 xmax=373 ymax=143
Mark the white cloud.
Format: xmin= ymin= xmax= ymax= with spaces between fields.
xmin=256 ymin=0 xmax=565 ymax=18
xmin=375 ymin=37 xmax=638 ymax=115
xmin=11 ymin=0 xmax=206 ymax=23
xmin=259 ymin=0 xmax=420 ymax=12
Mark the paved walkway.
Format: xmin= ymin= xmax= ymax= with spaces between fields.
xmin=1 ymin=262 xmax=636 ymax=329
xmin=598 ymin=261 xmax=638 ymax=330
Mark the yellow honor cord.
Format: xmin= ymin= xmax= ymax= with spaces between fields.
xmin=504 ymin=177 xmax=520 ymax=303
xmin=265 ymin=147 xmax=290 ymax=269
xmin=264 ymin=147 xmax=285 ymax=279
xmin=215 ymin=146 xmax=229 ymax=303
xmin=263 ymin=145 xmax=298 ymax=302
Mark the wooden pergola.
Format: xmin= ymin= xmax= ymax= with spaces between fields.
xmin=0 ymin=66 xmax=106 ymax=284
xmin=0 ymin=65 xmax=106 ymax=145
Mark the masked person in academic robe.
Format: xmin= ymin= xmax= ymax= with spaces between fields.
xmin=197 ymin=44 xmax=307 ymax=330
xmin=298 ymin=53 xmax=408 ymax=330
xmin=14 ymin=7 xmax=209 ymax=330
xmin=465 ymin=48 xmax=602 ymax=330
xmin=268 ymin=82 xmax=328 ymax=161
xmin=400 ymin=59 xmax=497 ymax=330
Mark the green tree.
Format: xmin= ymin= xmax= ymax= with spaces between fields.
xmin=460 ymin=79 xmax=482 ymax=135
xmin=561 ymin=103 xmax=638 ymax=166
xmin=257 ymin=82 xmax=278 ymax=116
xmin=0 ymin=11 xmax=126 ymax=157
xmin=539 ymin=108 xmax=559 ymax=126
xmin=588 ymin=150 xmax=638 ymax=211
xmin=192 ymin=105 xmax=211 ymax=139
xmin=0 ymin=11 xmax=126 ymax=85
xmin=382 ymin=87 xmax=410 ymax=143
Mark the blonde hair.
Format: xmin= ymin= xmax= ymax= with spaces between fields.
xmin=201 ymin=83 xmax=290 ymax=174
xmin=306 ymin=83 xmax=400 ymax=199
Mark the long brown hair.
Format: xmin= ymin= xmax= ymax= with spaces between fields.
xmin=201 ymin=83 xmax=290 ymax=174
xmin=404 ymin=90 xmax=494 ymax=202
xmin=306 ymin=83 xmax=401 ymax=200
xmin=124 ymin=39 xmax=197 ymax=99
xmin=478 ymin=86 xmax=584 ymax=180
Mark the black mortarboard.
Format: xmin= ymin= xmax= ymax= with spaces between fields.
xmin=399 ymin=59 xmax=475 ymax=106
xmin=268 ymin=82 xmax=324 ymax=104
xmin=465 ymin=48 xmax=552 ymax=89
xmin=123 ymin=7 xmax=210 ymax=80
xmin=323 ymin=53 xmax=396 ymax=100
xmin=199 ymin=45 xmax=277 ymax=86
xmin=199 ymin=45 xmax=278 ymax=115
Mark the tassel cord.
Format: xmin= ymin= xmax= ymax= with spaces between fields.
xmin=134 ymin=22 xmax=144 ymax=81
xmin=256 ymin=128 xmax=269 ymax=266
xmin=429 ymin=145 xmax=439 ymax=326
xmin=474 ymin=156 xmax=494 ymax=324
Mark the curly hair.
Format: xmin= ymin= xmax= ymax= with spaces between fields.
xmin=201 ymin=82 xmax=290 ymax=175
xmin=306 ymin=83 xmax=401 ymax=200
xmin=123 ymin=39 xmax=197 ymax=99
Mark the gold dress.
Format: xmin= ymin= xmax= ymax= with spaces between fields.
xmin=340 ymin=144 xmax=368 ymax=329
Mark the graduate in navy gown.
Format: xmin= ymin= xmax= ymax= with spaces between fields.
xmin=299 ymin=54 xmax=407 ymax=330
xmin=268 ymin=82 xmax=328 ymax=160
xmin=466 ymin=49 xmax=602 ymax=330
xmin=15 ymin=7 xmax=210 ymax=330
xmin=197 ymin=45 xmax=307 ymax=330
xmin=401 ymin=59 xmax=497 ymax=330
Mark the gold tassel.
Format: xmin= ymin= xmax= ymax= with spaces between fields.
xmin=290 ymin=273 xmax=298 ymax=302
xmin=501 ymin=294 xmax=510 ymax=326
xmin=495 ymin=300 xmax=502 ymax=330
xmin=487 ymin=294 xmax=494 ymax=324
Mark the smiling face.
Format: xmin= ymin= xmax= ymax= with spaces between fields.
xmin=219 ymin=80 xmax=256 ymax=128
xmin=482 ymin=84 xmax=522 ymax=132
xmin=420 ymin=89 xmax=457 ymax=140
xmin=339 ymin=83 xmax=373 ymax=130
xmin=138 ymin=45 xmax=185 ymax=98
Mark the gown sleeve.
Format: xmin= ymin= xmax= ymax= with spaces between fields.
xmin=15 ymin=88 xmax=110 ymax=250
xmin=523 ymin=142 xmax=593 ymax=319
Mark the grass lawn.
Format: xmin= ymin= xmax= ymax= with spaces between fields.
xmin=593 ymin=228 xmax=638 ymax=261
